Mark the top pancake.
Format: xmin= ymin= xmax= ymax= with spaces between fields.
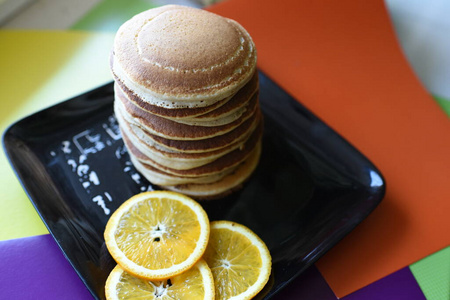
xmin=112 ymin=5 xmax=257 ymax=107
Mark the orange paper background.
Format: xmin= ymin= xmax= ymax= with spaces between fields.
xmin=209 ymin=0 xmax=450 ymax=297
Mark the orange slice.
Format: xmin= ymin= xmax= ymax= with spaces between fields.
xmin=105 ymin=259 xmax=215 ymax=300
xmin=104 ymin=191 xmax=210 ymax=280
xmin=203 ymin=221 xmax=272 ymax=300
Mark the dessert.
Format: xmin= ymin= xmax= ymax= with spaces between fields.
xmin=111 ymin=5 xmax=261 ymax=199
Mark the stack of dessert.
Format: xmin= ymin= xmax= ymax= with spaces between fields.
xmin=111 ymin=5 xmax=262 ymax=199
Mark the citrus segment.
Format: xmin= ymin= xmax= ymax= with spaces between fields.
xmin=104 ymin=191 xmax=210 ymax=280
xmin=203 ymin=221 xmax=272 ymax=300
xmin=105 ymin=259 xmax=215 ymax=300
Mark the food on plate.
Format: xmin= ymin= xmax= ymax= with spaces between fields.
xmin=203 ymin=221 xmax=272 ymax=300
xmin=104 ymin=191 xmax=210 ymax=280
xmin=110 ymin=5 xmax=262 ymax=199
xmin=104 ymin=192 xmax=272 ymax=299
xmin=105 ymin=260 xmax=214 ymax=300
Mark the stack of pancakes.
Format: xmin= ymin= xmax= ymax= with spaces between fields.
xmin=111 ymin=5 xmax=262 ymax=199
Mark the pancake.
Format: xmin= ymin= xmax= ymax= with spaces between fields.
xmin=112 ymin=5 xmax=257 ymax=106
xmin=162 ymin=141 xmax=262 ymax=200
xmin=115 ymin=93 xmax=262 ymax=153
xmin=126 ymin=119 xmax=262 ymax=177
xmin=120 ymin=123 xmax=246 ymax=170
xmin=171 ymin=72 xmax=259 ymax=126
xmin=118 ymin=111 xmax=256 ymax=170
xmin=187 ymin=72 xmax=259 ymax=120
xmin=114 ymin=71 xmax=259 ymax=121
xmin=171 ymin=106 xmax=247 ymax=127
xmin=129 ymin=154 xmax=237 ymax=186
xmin=116 ymin=88 xmax=259 ymax=140
xmin=111 ymin=5 xmax=262 ymax=200
xmin=115 ymin=81 xmax=254 ymax=127
xmin=114 ymin=74 xmax=231 ymax=119
xmin=121 ymin=105 xmax=261 ymax=153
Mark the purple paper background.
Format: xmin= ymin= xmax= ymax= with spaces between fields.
xmin=342 ymin=267 xmax=427 ymax=300
xmin=0 ymin=234 xmax=429 ymax=300
xmin=0 ymin=234 xmax=337 ymax=300
xmin=0 ymin=234 xmax=92 ymax=299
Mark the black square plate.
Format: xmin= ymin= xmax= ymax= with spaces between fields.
xmin=3 ymin=72 xmax=385 ymax=299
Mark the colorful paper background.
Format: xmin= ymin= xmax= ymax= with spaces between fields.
xmin=0 ymin=31 xmax=114 ymax=240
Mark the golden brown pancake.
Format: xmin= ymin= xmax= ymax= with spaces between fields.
xmin=116 ymin=88 xmax=259 ymax=140
xmin=114 ymin=74 xmax=231 ymax=119
xmin=119 ymin=123 xmax=247 ymax=170
xmin=112 ymin=5 xmax=257 ymax=106
xmin=114 ymin=81 xmax=254 ymax=127
xmin=110 ymin=5 xmax=262 ymax=199
xmin=172 ymin=72 xmax=259 ymax=126
xmin=120 ymin=105 xmax=261 ymax=153
xmin=117 ymin=112 xmax=241 ymax=170
xmin=162 ymin=142 xmax=262 ymax=200
xmin=118 ymin=110 xmax=263 ymax=172
xmin=189 ymin=72 xmax=259 ymax=120
xmin=129 ymin=154 xmax=237 ymax=186
xmin=114 ymin=71 xmax=259 ymax=121
xmin=125 ymin=120 xmax=262 ymax=177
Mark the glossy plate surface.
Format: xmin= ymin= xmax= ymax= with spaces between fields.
xmin=3 ymin=72 xmax=385 ymax=299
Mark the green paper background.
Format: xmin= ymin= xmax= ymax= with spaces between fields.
xmin=410 ymin=246 xmax=450 ymax=300
xmin=71 ymin=0 xmax=158 ymax=31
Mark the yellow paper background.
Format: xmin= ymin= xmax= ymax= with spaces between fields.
xmin=0 ymin=30 xmax=114 ymax=240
